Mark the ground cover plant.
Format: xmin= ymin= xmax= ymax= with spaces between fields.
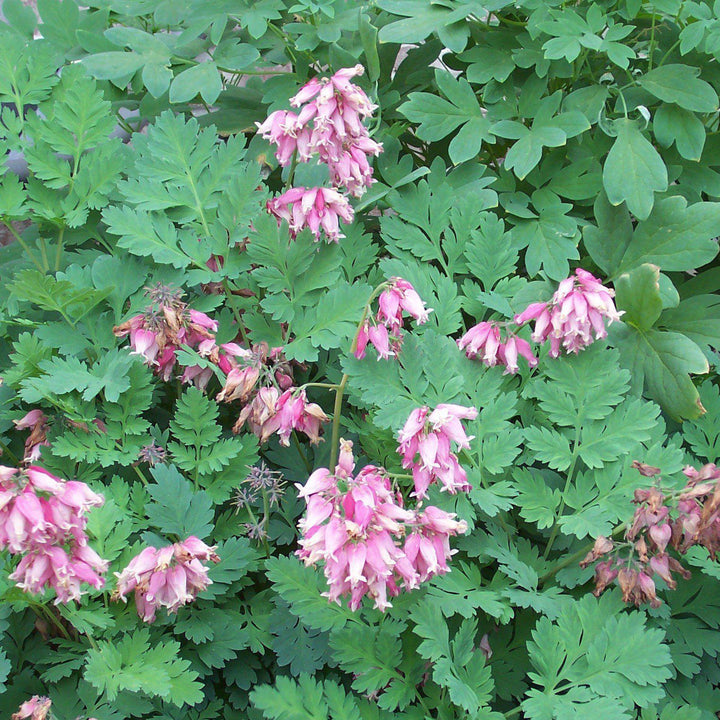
xmin=2 ymin=0 xmax=720 ymax=718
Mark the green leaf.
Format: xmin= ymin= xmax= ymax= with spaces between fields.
xmin=614 ymin=196 xmax=720 ymax=274
xmin=602 ymin=118 xmax=668 ymax=220
xmin=82 ymin=51 xmax=145 ymax=81
xmin=683 ymin=381 xmax=720 ymax=462
xmin=638 ymin=64 xmax=718 ymax=113
xmin=615 ymin=263 xmax=662 ymax=331
xmin=377 ymin=1 xmax=473 ymax=51
xmin=252 ymin=675 xmax=357 ymax=720
xmin=102 ymin=206 xmax=191 ymax=268
xmin=653 ymin=104 xmax=706 ymax=161
xmin=170 ymin=62 xmax=223 ymax=105
xmin=514 ymin=469 xmax=562 ymax=530
xmin=523 ymin=426 xmax=573 ymax=471
xmin=214 ymin=40 xmax=260 ymax=70
xmin=84 ymin=629 xmax=203 ymax=706
xmin=145 ymin=464 xmax=214 ymax=539
xmin=398 ymin=70 xmax=494 ymax=164
xmin=266 ymin=556 xmax=354 ymax=631
xmin=614 ymin=323 xmax=709 ymax=421
xmin=524 ymin=595 xmax=673 ymax=719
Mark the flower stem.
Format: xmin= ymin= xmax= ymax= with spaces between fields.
xmin=2 ymin=220 xmax=46 ymax=274
xmin=328 ymin=374 xmax=348 ymax=470
xmin=221 ymin=279 xmax=249 ymax=345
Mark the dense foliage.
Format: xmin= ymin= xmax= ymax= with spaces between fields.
xmin=1 ymin=0 xmax=720 ymax=718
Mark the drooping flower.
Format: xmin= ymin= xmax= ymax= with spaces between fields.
xmin=266 ymin=186 xmax=354 ymax=243
xmin=354 ymin=278 xmax=432 ymax=360
xmin=0 ymin=465 xmax=107 ymax=604
xmin=397 ymin=404 xmax=478 ymax=498
xmin=514 ymin=269 xmax=623 ymax=357
xmin=296 ymin=440 xmax=467 ymax=612
xmin=113 ymin=536 xmax=219 ymax=623
xmin=14 ymin=409 xmax=50 ymax=462
xmin=457 ymin=321 xmax=537 ymax=374
xmin=12 ymin=696 xmax=52 ymax=720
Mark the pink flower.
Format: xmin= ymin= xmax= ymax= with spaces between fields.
xmin=458 ymin=322 xmax=537 ymax=374
xmin=397 ymin=404 xmax=477 ymax=498
xmin=296 ymin=440 xmax=468 ymax=611
xmin=259 ymin=66 xmax=382 ymax=199
xmin=12 ymin=696 xmax=51 ymax=720
xmin=275 ymin=389 xmax=330 ymax=446
xmin=14 ymin=409 xmax=50 ymax=462
xmin=256 ymin=109 xmax=314 ymax=165
xmin=514 ymin=269 xmax=623 ymax=358
xmin=0 ymin=465 xmax=107 ymax=603
xmin=354 ymin=278 xmax=431 ymax=361
xmin=267 ymin=186 xmax=354 ymax=242
xmin=113 ymin=536 xmax=219 ymax=623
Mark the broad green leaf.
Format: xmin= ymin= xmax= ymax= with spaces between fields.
xmin=602 ymin=118 xmax=668 ymax=220
xmin=638 ymin=64 xmax=718 ymax=113
xmin=82 ymin=51 xmax=145 ymax=80
xmin=84 ymin=629 xmax=203 ymax=706
xmin=614 ymin=263 xmax=662 ymax=332
xmin=524 ymin=595 xmax=673 ymax=718
xmin=653 ymin=104 xmax=706 ymax=161
xmin=614 ymin=196 xmax=720 ymax=275
xmin=170 ymin=62 xmax=223 ymax=104
xmin=398 ymin=70 xmax=494 ymax=164
xmin=614 ymin=324 xmax=709 ymax=421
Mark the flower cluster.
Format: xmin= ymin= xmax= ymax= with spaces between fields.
xmin=14 ymin=409 xmax=49 ymax=462
xmin=0 ymin=465 xmax=107 ymax=603
xmin=259 ymin=65 xmax=382 ymax=242
xmin=112 ymin=536 xmax=219 ymax=623
xmin=12 ymin=696 xmax=52 ymax=720
xmin=355 ymin=277 xmax=432 ymax=360
xmin=459 ymin=268 xmax=622 ymax=374
xmin=296 ymin=439 xmax=467 ymax=611
xmin=398 ymin=404 xmax=478 ymax=498
xmin=266 ymin=187 xmax=354 ymax=244
xmin=217 ymin=342 xmax=329 ymax=446
xmin=113 ymin=284 xmax=244 ymax=388
xmin=581 ymin=462 xmax=720 ymax=608
xmin=458 ymin=322 xmax=537 ymax=375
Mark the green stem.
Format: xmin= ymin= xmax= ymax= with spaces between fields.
xmin=38 ymin=237 xmax=50 ymax=271
xmin=299 ymin=382 xmax=340 ymax=391
xmin=539 ymin=523 xmax=626 ymax=586
xmin=503 ymin=706 xmax=523 ymax=718
xmin=54 ymin=226 xmax=65 ymax=272
xmin=0 ymin=438 xmax=20 ymax=465
xmin=226 ymin=69 xmax=294 ymax=76
xmin=648 ymin=12 xmax=657 ymax=70
xmin=328 ymin=374 xmax=348 ymax=470
xmin=2 ymin=220 xmax=46 ymax=274
xmin=292 ymin=430 xmax=312 ymax=474
xmin=222 ymin=280 xmax=248 ymax=345
xmin=657 ymin=38 xmax=681 ymax=68
xmin=131 ymin=463 xmax=149 ymax=486
xmin=543 ymin=424 xmax=582 ymax=560
xmin=284 ymin=150 xmax=299 ymax=192
xmin=327 ymin=282 xmax=390 ymax=469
